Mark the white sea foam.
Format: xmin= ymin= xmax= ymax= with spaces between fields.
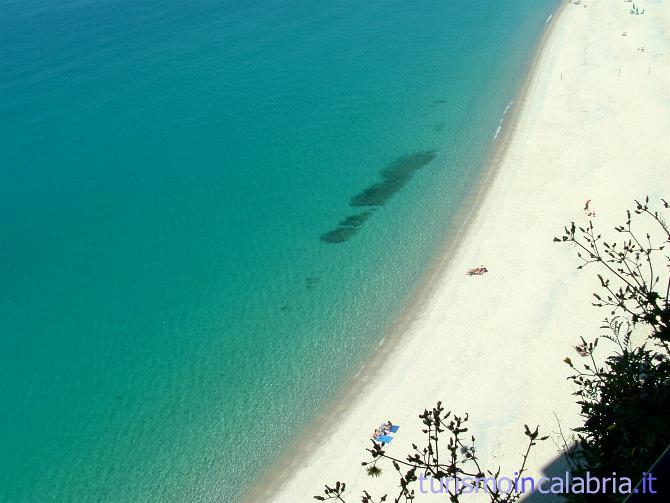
xmin=493 ymin=101 xmax=514 ymax=139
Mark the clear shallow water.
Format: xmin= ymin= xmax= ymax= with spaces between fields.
xmin=1 ymin=0 xmax=557 ymax=500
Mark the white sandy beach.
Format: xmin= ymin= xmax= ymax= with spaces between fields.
xmin=250 ymin=0 xmax=670 ymax=500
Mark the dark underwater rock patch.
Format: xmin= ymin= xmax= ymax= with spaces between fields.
xmin=320 ymin=211 xmax=373 ymax=243
xmin=321 ymin=226 xmax=357 ymax=244
xmin=321 ymin=150 xmax=437 ymax=244
xmin=340 ymin=211 xmax=372 ymax=227
xmin=349 ymin=151 xmax=437 ymax=207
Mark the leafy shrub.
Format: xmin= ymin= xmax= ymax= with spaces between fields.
xmin=556 ymin=197 xmax=670 ymax=501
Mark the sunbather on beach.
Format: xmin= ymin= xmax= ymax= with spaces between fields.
xmin=467 ymin=265 xmax=488 ymax=275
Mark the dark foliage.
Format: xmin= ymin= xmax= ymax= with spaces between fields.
xmin=554 ymin=196 xmax=669 ymax=343
xmin=555 ymin=197 xmax=670 ymax=501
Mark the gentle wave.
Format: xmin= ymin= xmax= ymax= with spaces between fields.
xmin=493 ymin=101 xmax=514 ymax=140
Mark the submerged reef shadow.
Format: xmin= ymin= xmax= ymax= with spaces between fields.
xmin=320 ymin=210 xmax=373 ymax=244
xmin=349 ymin=151 xmax=437 ymax=207
xmin=321 ymin=150 xmax=437 ymax=244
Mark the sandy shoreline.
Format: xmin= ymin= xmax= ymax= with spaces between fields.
xmin=245 ymin=0 xmax=670 ymax=500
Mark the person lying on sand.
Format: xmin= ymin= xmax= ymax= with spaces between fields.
xmin=378 ymin=422 xmax=393 ymax=434
xmin=373 ymin=421 xmax=394 ymax=438
xmin=467 ymin=265 xmax=488 ymax=276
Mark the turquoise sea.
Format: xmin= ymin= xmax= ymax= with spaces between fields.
xmin=1 ymin=1 xmax=558 ymax=501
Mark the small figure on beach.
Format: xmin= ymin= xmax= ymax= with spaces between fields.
xmin=584 ymin=199 xmax=596 ymax=217
xmin=371 ymin=420 xmax=400 ymax=443
xmin=467 ymin=265 xmax=488 ymax=276
xmin=375 ymin=421 xmax=393 ymax=435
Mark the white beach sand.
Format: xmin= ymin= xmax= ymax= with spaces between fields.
xmin=250 ymin=0 xmax=670 ymax=500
